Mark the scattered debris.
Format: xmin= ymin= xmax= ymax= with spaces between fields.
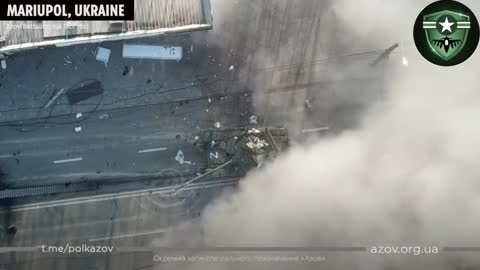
xmin=74 ymin=126 xmax=82 ymax=133
xmin=304 ymin=99 xmax=312 ymax=110
xmin=249 ymin=115 xmax=258 ymax=125
xmin=229 ymin=65 xmax=234 ymax=71
xmin=208 ymin=98 xmax=212 ymax=103
xmin=75 ymin=113 xmax=82 ymax=119
xmin=245 ymin=136 xmax=269 ymax=151
xmin=98 ymin=113 xmax=111 ymax=120
xmin=301 ymin=127 xmax=329 ymax=134
xmin=95 ymin=47 xmax=111 ymax=67
xmin=66 ymin=80 xmax=104 ymax=105
xmin=129 ymin=121 xmax=144 ymax=128
xmin=248 ymin=128 xmax=261 ymax=134
xmin=175 ymin=150 xmax=192 ymax=165
xmin=214 ymin=122 xmax=221 ymax=129
xmin=1 ymin=60 xmax=6 ymax=70
xmin=122 ymin=66 xmax=130 ymax=76
xmin=44 ymin=88 xmax=65 ymax=109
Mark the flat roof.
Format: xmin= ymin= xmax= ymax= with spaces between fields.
xmin=0 ymin=0 xmax=212 ymax=53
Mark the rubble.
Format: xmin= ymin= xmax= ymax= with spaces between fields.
xmin=247 ymin=128 xmax=261 ymax=134
xmin=245 ymin=136 xmax=269 ymax=151
xmin=175 ymin=149 xmax=192 ymax=165
xmin=98 ymin=113 xmax=111 ymax=120
xmin=249 ymin=115 xmax=258 ymax=125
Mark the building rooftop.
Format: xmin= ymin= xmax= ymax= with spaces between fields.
xmin=0 ymin=0 xmax=212 ymax=53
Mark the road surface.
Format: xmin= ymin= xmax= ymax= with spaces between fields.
xmin=0 ymin=97 xmax=243 ymax=188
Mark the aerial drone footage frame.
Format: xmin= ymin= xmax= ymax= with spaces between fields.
xmin=0 ymin=0 xmax=480 ymax=269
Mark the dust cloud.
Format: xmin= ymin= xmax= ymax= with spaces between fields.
xmin=157 ymin=1 xmax=480 ymax=269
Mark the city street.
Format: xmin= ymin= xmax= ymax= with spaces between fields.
xmin=0 ymin=0 xmax=389 ymax=269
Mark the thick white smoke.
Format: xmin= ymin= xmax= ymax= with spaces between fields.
xmin=157 ymin=1 xmax=480 ymax=269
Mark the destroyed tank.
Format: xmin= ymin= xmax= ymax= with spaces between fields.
xmin=192 ymin=127 xmax=289 ymax=178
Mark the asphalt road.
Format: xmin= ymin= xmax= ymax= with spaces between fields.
xmin=0 ymin=98 xmax=234 ymax=188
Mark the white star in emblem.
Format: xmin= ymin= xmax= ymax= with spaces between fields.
xmin=439 ymin=17 xmax=455 ymax=33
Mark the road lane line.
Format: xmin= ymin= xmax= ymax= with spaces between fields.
xmin=53 ymin=157 xmax=83 ymax=164
xmin=137 ymin=147 xmax=167 ymax=153
xmin=88 ymin=228 xmax=168 ymax=242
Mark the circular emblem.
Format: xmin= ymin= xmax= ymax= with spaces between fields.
xmin=413 ymin=0 xmax=480 ymax=66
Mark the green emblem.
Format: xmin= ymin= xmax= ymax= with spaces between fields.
xmin=423 ymin=11 xmax=470 ymax=61
xmin=414 ymin=0 xmax=479 ymax=66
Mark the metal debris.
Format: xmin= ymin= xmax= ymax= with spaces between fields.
xmin=247 ymin=128 xmax=261 ymax=134
xmin=245 ymin=136 xmax=269 ymax=151
xmin=249 ymin=115 xmax=258 ymax=125
xmin=98 ymin=113 xmax=111 ymax=120
xmin=304 ymin=99 xmax=312 ymax=109
xmin=175 ymin=150 xmax=192 ymax=165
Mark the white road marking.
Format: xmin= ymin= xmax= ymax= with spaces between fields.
xmin=137 ymin=147 xmax=167 ymax=154
xmin=88 ymin=228 xmax=168 ymax=242
xmin=53 ymin=157 xmax=83 ymax=164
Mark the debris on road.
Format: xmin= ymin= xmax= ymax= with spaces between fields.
xmin=95 ymin=47 xmax=111 ymax=67
xmin=64 ymin=56 xmax=72 ymax=64
xmin=66 ymin=80 xmax=104 ymax=105
xmin=44 ymin=88 xmax=65 ymax=109
xmin=301 ymin=127 xmax=329 ymax=134
xmin=129 ymin=121 xmax=144 ymax=128
xmin=75 ymin=113 xmax=82 ymax=119
xmin=214 ymin=122 xmax=221 ymax=129
xmin=249 ymin=115 xmax=258 ymax=125
xmin=229 ymin=65 xmax=234 ymax=71
xmin=1 ymin=59 xmax=6 ymax=70
xmin=304 ymin=99 xmax=312 ymax=110
xmin=98 ymin=113 xmax=111 ymax=120
xmin=74 ymin=126 xmax=82 ymax=133
xmin=248 ymin=128 xmax=261 ymax=134
xmin=175 ymin=149 xmax=192 ymax=165
xmin=208 ymin=98 xmax=212 ymax=103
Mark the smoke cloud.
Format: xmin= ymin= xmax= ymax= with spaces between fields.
xmin=156 ymin=1 xmax=480 ymax=269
